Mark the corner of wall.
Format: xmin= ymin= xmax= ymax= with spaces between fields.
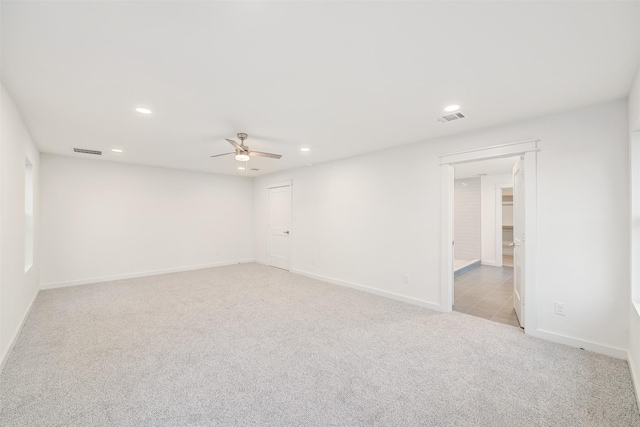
xmin=628 ymin=304 xmax=640 ymax=409
xmin=0 ymin=289 xmax=38 ymax=374
xmin=0 ymin=82 xmax=42 ymax=372
xmin=628 ymin=51 xmax=640 ymax=405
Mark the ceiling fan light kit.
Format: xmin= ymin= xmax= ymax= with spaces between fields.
xmin=210 ymin=133 xmax=282 ymax=165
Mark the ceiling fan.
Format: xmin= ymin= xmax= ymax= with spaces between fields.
xmin=210 ymin=133 xmax=282 ymax=162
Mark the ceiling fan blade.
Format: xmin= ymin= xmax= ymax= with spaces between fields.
xmin=210 ymin=152 xmax=235 ymax=158
xmin=249 ymin=151 xmax=282 ymax=159
xmin=226 ymin=138 xmax=245 ymax=151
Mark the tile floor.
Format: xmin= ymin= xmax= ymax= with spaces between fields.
xmin=453 ymin=265 xmax=521 ymax=328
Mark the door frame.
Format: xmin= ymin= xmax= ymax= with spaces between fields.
xmin=267 ymin=180 xmax=293 ymax=270
xmin=440 ymin=139 xmax=539 ymax=333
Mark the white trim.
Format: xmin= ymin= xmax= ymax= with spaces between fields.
xmin=0 ymin=289 xmax=39 ymax=374
xmin=267 ymin=180 xmax=292 ymax=189
xmin=291 ymin=269 xmax=442 ymax=312
xmin=522 ymin=150 xmax=538 ymax=331
xmin=441 ymin=164 xmax=454 ymax=311
xmin=252 ymin=258 xmax=268 ymax=266
xmin=495 ymin=186 xmax=503 ymax=267
xmin=531 ymin=329 xmax=627 ymax=360
xmin=440 ymin=139 xmax=539 ymax=165
xmin=39 ymin=259 xmax=253 ymax=290
xmin=628 ymin=349 xmax=640 ymax=409
xmin=481 ymin=260 xmax=501 ymax=267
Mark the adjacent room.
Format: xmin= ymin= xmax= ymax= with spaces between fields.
xmin=2 ymin=1 xmax=640 ymax=425
xmin=452 ymin=157 xmax=521 ymax=328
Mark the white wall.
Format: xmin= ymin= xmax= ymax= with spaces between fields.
xmin=453 ymin=178 xmax=481 ymax=261
xmin=628 ymin=63 xmax=640 ymax=403
xmin=480 ymin=174 xmax=512 ymax=266
xmin=40 ymin=155 xmax=253 ymax=288
xmin=254 ymin=99 xmax=630 ymax=354
xmin=0 ymin=84 xmax=41 ymax=370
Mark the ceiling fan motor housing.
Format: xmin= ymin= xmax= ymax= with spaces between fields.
xmin=211 ymin=133 xmax=282 ymax=160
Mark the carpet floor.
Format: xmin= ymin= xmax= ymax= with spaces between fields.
xmin=0 ymin=263 xmax=638 ymax=426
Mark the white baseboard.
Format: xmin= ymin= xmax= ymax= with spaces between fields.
xmin=481 ymin=260 xmax=501 ymax=267
xmin=40 ymin=259 xmax=254 ymax=290
xmin=532 ymin=328 xmax=627 ymax=359
xmin=0 ymin=289 xmax=39 ymax=374
xmin=628 ymin=350 xmax=640 ymax=409
xmin=291 ymin=268 xmax=442 ymax=312
xmin=252 ymin=259 xmax=268 ymax=266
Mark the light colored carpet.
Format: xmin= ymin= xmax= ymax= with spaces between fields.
xmin=0 ymin=263 xmax=638 ymax=426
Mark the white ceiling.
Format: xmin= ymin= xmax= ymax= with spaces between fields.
xmin=2 ymin=1 xmax=639 ymax=177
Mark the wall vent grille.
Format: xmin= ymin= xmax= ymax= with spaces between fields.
xmin=73 ymin=148 xmax=102 ymax=155
xmin=436 ymin=111 xmax=466 ymax=123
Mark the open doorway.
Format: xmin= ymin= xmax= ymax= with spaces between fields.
xmin=451 ymin=156 xmax=520 ymax=327
xmin=440 ymin=139 xmax=538 ymax=333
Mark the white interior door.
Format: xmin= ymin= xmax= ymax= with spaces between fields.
xmin=268 ymin=184 xmax=292 ymax=270
xmin=512 ymin=158 xmax=525 ymax=327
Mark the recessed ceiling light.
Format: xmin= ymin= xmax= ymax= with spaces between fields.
xmin=237 ymin=166 xmax=246 ymax=170
xmin=135 ymin=107 xmax=152 ymax=115
xmin=444 ymin=105 xmax=460 ymax=112
xmin=300 ymin=148 xmax=310 ymax=152
xmin=111 ymin=148 xmax=123 ymax=153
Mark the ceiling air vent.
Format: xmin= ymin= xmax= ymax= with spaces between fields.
xmin=73 ymin=148 xmax=102 ymax=155
xmin=436 ymin=111 xmax=466 ymax=123
xmin=250 ymin=168 xmax=260 ymax=171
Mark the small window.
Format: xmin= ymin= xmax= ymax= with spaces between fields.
xmin=25 ymin=157 xmax=34 ymax=272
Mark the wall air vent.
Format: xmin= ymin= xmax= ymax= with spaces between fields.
xmin=436 ymin=111 xmax=466 ymax=123
xmin=73 ymin=148 xmax=102 ymax=155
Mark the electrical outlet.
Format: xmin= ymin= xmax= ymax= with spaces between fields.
xmin=554 ymin=302 xmax=566 ymax=316
xmin=402 ymin=274 xmax=410 ymax=284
